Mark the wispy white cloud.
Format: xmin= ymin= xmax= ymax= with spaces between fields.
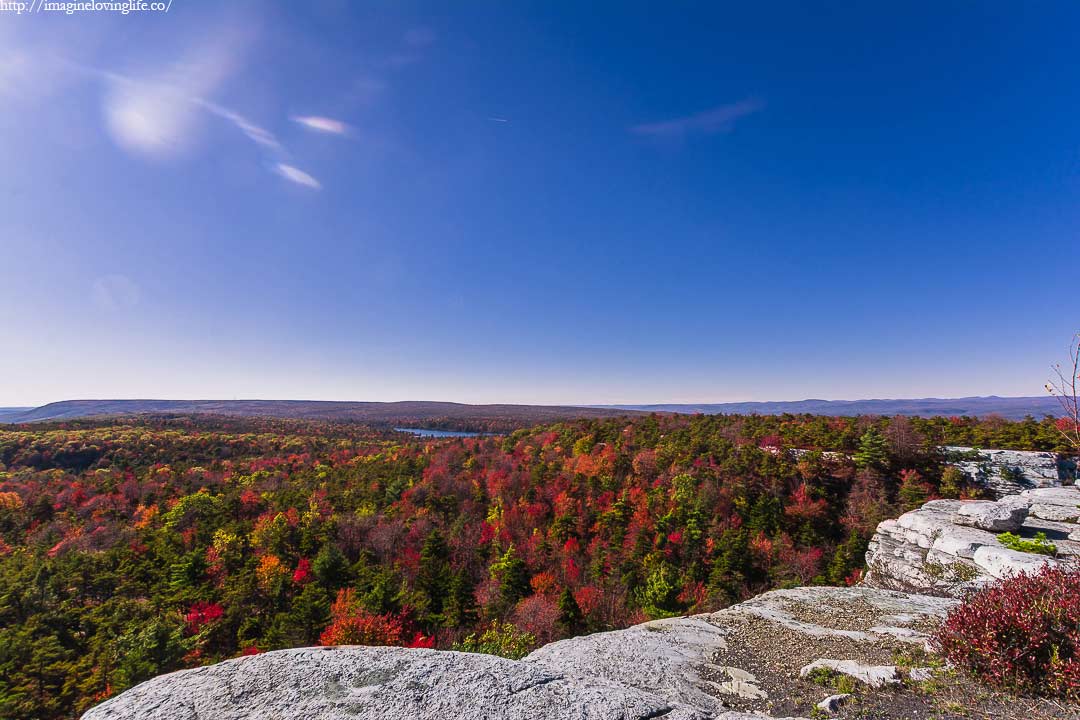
xmin=98 ymin=35 xmax=242 ymax=160
xmin=67 ymin=53 xmax=321 ymax=189
xmin=103 ymin=82 xmax=199 ymax=159
xmin=292 ymin=115 xmax=350 ymax=136
xmin=99 ymin=74 xmax=285 ymax=159
xmin=630 ymin=98 xmax=764 ymax=137
xmin=198 ymin=99 xmax=281 ymax=150
xmin=275 ymin=163 xmax=322 ymax=189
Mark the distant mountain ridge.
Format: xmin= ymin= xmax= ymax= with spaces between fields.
xmin=0 ymin=395 xmax=1064 ymax=425
xmin=0 ymin=407 xmax=32 ymax=423
xmin=601 ymin=395 xmax=1063 ymax=420
xmin=0 ymin=399 xmax=646 ymax=427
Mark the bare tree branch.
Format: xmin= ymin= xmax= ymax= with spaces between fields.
xmin=1046 ymin=332 xmax=1080 ymax=452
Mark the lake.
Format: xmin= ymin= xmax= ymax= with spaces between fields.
xmin=394 ymin=427 xmax=485 ymax=438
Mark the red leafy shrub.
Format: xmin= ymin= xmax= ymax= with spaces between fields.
xmin=933 ymin=564 xmax=1080 ymax=699
xmin=406 ymin=632 xmax=435 ymax=649
xmin=292 ymin=557 xmax=312 ymax=584
xmin=319 ymin=589 xmax=405 ymax=647
xmin=511 ymin=594 xmax=560 ymax=645
xmin=184 ymin=601 xmax=224 ymax=634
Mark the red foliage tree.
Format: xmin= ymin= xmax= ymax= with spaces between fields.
xmin=185 ymin=601 xmax=225 ymax=634
xmin=319 ymin=589 xmax=404 ymax=647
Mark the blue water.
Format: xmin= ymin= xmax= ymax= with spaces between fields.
xmin=394 ymin=427 xmax=484 ymax=438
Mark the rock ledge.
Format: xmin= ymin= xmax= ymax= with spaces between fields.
xmin=865 ymin=487 xmax=1080 ymax=596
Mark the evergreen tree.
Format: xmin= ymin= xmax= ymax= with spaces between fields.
xmin=854 ymin=427 xmax=890 ymax=471
xmin=417 ymin=530 xmax=451 ymax=620
xmin=490 ymin=545 xmax=530 ymax=609
xmin=898 ymin=469 xmax=930 ymax=511
xmin=746 ymin=495 xmax=782 ymax=536
xmin=939 ymin=466 xmax=964 ymax=499
xmin=825 ymin=531 xmax=868 ymax=585
xmin=707 ymin=529 xmax=752 ymax=605
xmin=444 ymin=570 xmax=477 ymax=628
xmin=284 ymin=583 xmax=331 ymax=646
xmin=312 ymin=544 xmax=349 ymax=591
xmin=556 ymin=587 xmax=583 ymax=634
xmin=640 ymin=558 xmax=681 ymax=620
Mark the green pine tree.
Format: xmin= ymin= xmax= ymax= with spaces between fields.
xmin=444 ymin=570 xmax=477 ymax=628
xmin=939 ymin=466 xmax=964 ymax=499
xmin=825 ymin=531 xmax=868 ymax=585
xmin=556 ymin=587 xmax=583 ymax=634
xmin=490 ymin=545 xmax=530 ymax=608
xmin=898 ymin=470 xmax=930 ymax=511
xmin=417 ymin=530 xmax=451 ymax=620
xmin=312 ymin=544 xmax=349 ymax=591
xmin=854 ymin=427 xmax=890 ymax=471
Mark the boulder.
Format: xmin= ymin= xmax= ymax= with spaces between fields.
xmin=525 ymin=613 xmax=733 ymax=713
xmin=953 ymin=501 xmax=1027 ymax=532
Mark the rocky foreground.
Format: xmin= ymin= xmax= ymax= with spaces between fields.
xmin=83 ymin=586 xmax=954 ymax=720
xmin=84 ymin=487 xmax=1080 ymax=720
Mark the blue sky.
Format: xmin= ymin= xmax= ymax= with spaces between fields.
xmin=1 ymin=1 xmax=1078 ymax=406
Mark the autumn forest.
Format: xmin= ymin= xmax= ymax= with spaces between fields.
xmin=0 ymin=412 xmax=1072 ymax=719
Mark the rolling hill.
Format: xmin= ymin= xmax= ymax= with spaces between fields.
xmin=0 ymin=399 xmax=646 ymax=429
xmin=0 ymin=395 xmax=1066 ymax=426
xmin=602 ymin=395 xmax=1063 ymax=420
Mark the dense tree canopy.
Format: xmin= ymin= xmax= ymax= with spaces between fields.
xmin=0 ymin=412 xmax=1069 ymax=718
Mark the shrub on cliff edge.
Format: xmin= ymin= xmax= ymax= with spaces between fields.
xmin=933 ymin=564 xmax=1080 ymax=699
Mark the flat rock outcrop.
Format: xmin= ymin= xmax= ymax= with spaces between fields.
xmin=82 ymin=646 xmax=704 ymax=720
xmin=865 ymin=487 xmax=1080 ymax=596
xmin=942 ymin=446 xmax=1076 ymax=497
xmin=83 ymin=586 xmax=955 ymax=720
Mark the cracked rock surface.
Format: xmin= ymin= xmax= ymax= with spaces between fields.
xmin=82 ymin=646 xmax=701 ymax=720
xmin=83 ymin=586 xmax=954 ymax=720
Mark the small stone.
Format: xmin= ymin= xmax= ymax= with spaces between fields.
xmin=816 ymin=693 xmax=851 ymax=712
xmin=712 ymin=666 xmax=768 ymax=699
xmin=799 ymin=659 xmax=900 ymax=688
xmin=907 ymin=667 xmax=935 ymax=681
xmin=953 ymin=501 xmax=1027 ymax=532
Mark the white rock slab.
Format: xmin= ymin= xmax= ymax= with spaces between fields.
xmin=953 ymin=501 xmax=1027 ymax=532
xmin=799 ymin=659 xmax=900 ymax=688
xmin=972 ymin=545 xmax=1057 ymax=579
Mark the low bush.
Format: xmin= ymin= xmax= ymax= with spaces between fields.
xmin=933 ymin=564 xmax=1080 ymax=699
xmin=998 ymin=531 xmax=1057 ymax=556
xmin=452 ymin=622 xmax=537 ymax=660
